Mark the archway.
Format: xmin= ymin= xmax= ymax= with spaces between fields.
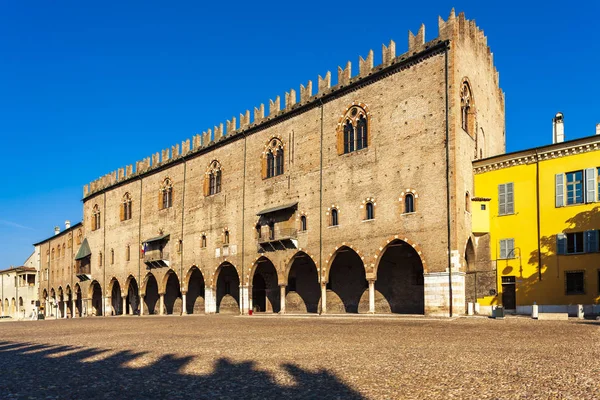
xmin=57 ymin=287 xmax=64 ymax=318
xmin=325 ymin=246 xmax=367 ymax=313
xmin=216 ymin=262 xmax=239 ymax=314
xmin=18 ymin=297 xmax=23 ymax=318
xmin=143 ymin=274 xmax=159 ymax=315
xmin=41 ymin=289 xmax=48 ymax=317
xmin=110 ymin=279 xmax=122 ymax=315
xmin=163 ymin=271 xmax=182 ymax=315
xmin=11 ymin=298 xmax=16 ymax=316
xmin=374 ymin=239 xmax=424 ymax=314
xmin=50 ymin=288 xmax=56 ymax=317
xmin=126 ymin=277 xmax=139 ymax=315
xmin=251 ymin=257 xmax=279 ymax=313
xmin=286 ymin=252 xmax=320 ymax=313
xmin=90 ymin=281 xmax=103 ymax=316
xmin=186 ymin=267 xmax=205 ymax=314
xmin=74 ymin=284 xmax=82 ymax=317
xmin=65 ymin=286 xmax=73 ymax=318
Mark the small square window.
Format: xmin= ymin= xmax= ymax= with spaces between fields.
xmin=565 ymin=271 xmax=585 ymax=295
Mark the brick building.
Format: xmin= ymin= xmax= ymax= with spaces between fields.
xmin=41 ymin=10 xmax=505 ymax=317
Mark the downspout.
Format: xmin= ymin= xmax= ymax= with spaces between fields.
xmin=241 ymin=132 xmax=247 ymax=314
xmin=103 ymin=191 xmax=106 ymax=316
xmin=180 ymin=158 xmax=187 ymax=312
xmin=318 ymin=98 xmax=324 ymax=314
xmin=444 ymin=45 xmax=453 ymax=317
xmin=535 ymin=149 xmax=542 ymax=280
xmin=137 ymin=176 xmax=143 ymax=315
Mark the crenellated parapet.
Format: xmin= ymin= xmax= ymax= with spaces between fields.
xmin=83 ymin=9 xmax=501 ymax=200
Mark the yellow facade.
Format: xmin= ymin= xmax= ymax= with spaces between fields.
xmin=473 ymin=135 xmax=600 ymax=309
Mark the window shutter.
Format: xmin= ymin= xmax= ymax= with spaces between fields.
xmin=585 ymin=168 xmax=596 ymax=203
xmin=555 ymin=174 xmax=564 ymax=207
xmin=506 ymin=183 xmax=514 ymax=214
xmin=500 ymin=240 xmax=507 ymax=259
xmin=508 ymin=239 xmax=515 ymax=258
xmin=585 ymin=230 xmax=599 ymax=253
xmin=556 ymin=233 xmax=567 ymax=255
xmin=498 ymin=184 xmax=506 ymax=215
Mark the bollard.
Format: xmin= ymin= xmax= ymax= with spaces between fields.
xmin=467 ymin=302 xmax=474 ymax=316
xmin=532 ymin=303 xmax=538 ymax=319
xmin=474 ymin=303 xmax=480 ymax=314
xmin=577 ymin=304 xmax=584 ymax=319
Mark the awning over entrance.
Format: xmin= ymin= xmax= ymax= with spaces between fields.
xmin=143 ymin=234 xmax=170 ymax=244
xmin=256 ymin=202 xmax=298 ymax=216
xmin=74 ymin=238 xmax=91 ymax=260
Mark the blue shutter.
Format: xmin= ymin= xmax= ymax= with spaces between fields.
xmin=585 ymin=230 xmax=599 ymax=253
xmin=555 ymin=174 xmax=564 ymax=207
xmin=556 ymin=233 xmax=567 ymax=255
xmin=585 ymin=168 xmax=596 ymax=203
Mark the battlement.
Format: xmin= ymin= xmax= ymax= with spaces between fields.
xmin=83 ymin=9 xmax=498 ymax=199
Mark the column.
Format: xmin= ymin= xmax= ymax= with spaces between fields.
xmin=279 ymin=285 xmax=286 ymax=314
xmin=320 ymin=283 xmax=327 ymax=314
xmin=248 ymin=285 xmax=253 ymax=313
xmin=104 ymin=296 xmax=110 ymax=317
xmin=181 ymin=292 xmax=187 ymax=315
xmin=368 ymin=280 xmax=375 ymax=314
xmin=122 ymin=297 xmax=127 ymax=316
xmin=204 ymin=287 xmax=216 ymax=314
xmin=159 ymin=293 xmax=165 ymax=315
xmin=72 ymin=299 xmax=77 ymax=318
xmin=239 ymin=285 xmax=249 ymax=315
xmin=63 ymin=300 xmax=68 ymax=319
xmin=45 ymin=300 xmax=50 ymax=317
xmin=140 ymin=295 xmax=145 ymax=316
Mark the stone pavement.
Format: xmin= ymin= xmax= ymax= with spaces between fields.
xmin=0 ymin=315 xmax=598 ymax=399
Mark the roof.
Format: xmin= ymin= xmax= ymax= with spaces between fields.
xmin=257 ymin=202 xmax=298 ymax=216
xmin=74 ymin=238 xmax=91 ymax=260
xmin=143 ymin=234 xmax=170 ymax=244
xmin=0 ymin=266 xmax=37 ymax=275
xmin=33 ymin=222 xmax=83 ymax=246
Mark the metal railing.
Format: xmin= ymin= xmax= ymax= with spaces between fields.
xmin=258 ymin=228 xmax=298 ymax=243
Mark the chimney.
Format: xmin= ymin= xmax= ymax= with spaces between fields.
xmin=65 ymin=220 xmax=71 ymax=229
xmin=552 ymin=112 xmax=564 ymax=144
xmin=54 ymin=226 xmax=60 ymax=235
xmin=596 ymin=123 xmax=600 ymax=136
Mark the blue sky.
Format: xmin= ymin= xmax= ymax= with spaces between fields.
xmin=1 ymin=1 xmax=599 ymax=266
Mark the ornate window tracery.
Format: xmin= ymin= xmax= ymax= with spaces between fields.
xmin=338 ymin=105 xmax=369 ymax=154
xmin=263 ymin=138 xmax=284 ymax=179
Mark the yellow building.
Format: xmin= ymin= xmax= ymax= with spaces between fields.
xmin=473 ymin=125 xmax=600 ymax=315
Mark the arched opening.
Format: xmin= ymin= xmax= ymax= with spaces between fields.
xmin=110 ymin=279 xmax=122 ymax=315
xmin=300 ymin=215 xmax=307 ymax=231
xmin=331 ymin=209 xmax=339 ymax=226
xmin=18 ymin=297 xmax=23 ymax=318
xmin=186 ymin=267 xmax=205 ymax=314
xmin=164 ymin=271 xmax=182 ymax=315
xmin=251 ymin=258 xmax=279 ymax=313
xmin=325 ymin=246 xmax=367 ymax=313
xmin=126 ymin=277 xmax=139 ymax=315
xmin=374 ymin=239 xmax=424 ymax=314
xmin=404 ymin=193 xmax=415 ymax=213
xmin=216 ymin=263 xmax=239 ymax=314
xmin=49 ymin=289 xmax=56 ymax=317
xmin=365 ymin=202 xmax=374 ymax=220
xmin=143 ymin=274 xmax=159 ymax=315
xmin=90 ymin=281 xmax=103 ymax=316
xmin=57 ymin=288 xmax=64 ymax=318
xmin=66 ymin=286 xmax=73 ymax=318
xmin=41 ymin=289 xmax=48 ymax=317
xmin=74 ymin=285 xmax=82 ymax=317
xmin=11 ymin=298 xmax=16 ymax=316
xmin=286 ymin=252 xmax=320 ymax=313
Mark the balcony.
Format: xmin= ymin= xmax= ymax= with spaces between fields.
xmin=258 ymin=228 xmax=298 ymax=252
xmin=75 ymin=260 xmax=91 ymax=281
xmin=144 ymin=250 xmax=170 ymax=269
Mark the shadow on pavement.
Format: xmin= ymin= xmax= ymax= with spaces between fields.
xmin=0 ymin=340 xmax=364 ymax=399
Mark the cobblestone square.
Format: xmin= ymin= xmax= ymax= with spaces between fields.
xmin=1 ymin=316 xmax=598 ymax=399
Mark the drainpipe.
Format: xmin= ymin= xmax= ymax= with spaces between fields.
xmin=241 ymin=132 xmax=247 ymax=315
xmin=444 ymin=46 xmax=453 ymax=317
xmin=103 ymin=191 xmax=107 ymax=317
xmin=137 ymin=176 xmax=143 ymax=315
xmin=180 ymin=158 xmax=187 ymax=313
xmin=535 ymin=149 xmax=542 ymax=281
xmin=318 ymin=98 xmax=324 ymax=315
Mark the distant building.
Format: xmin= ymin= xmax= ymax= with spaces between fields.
xmin=0 ymin=266 xmax=38 ymax=319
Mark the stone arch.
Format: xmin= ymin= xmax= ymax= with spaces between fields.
xmin=249 ymin=256 xmax=279 ymax=313
xmin=285 ymin=251 xmax=320 ymax=313
xmin=124 ymin=275 xmax=140 ymax=315
xmin=323 ymin=245 xmax=367 ymax=313
xmin=162 ymin=269 xmax=183 ymax=315
xmin=324 ymin=243 xmax=367 ymax=282
xmin=65 ymin=285 xmax=73 ymax=318
xmin=370 ymin=238 xmax=425 ymax=314
xmin=185 ymin=266 xmax=205 ymax=314
xmin=141 ymin=272 xmax=159 ymax=315
xmin=89 ymin=280 xmax=103 ymax=316
xmin=108 ymin=277 xmax=123 ymax=316
xmin=57 ymin=286 xmax=64 ymax=318
xmin=74 ymin=283 xmax=82 ymax=317
xmin=373 ymin=236 xmax=428 ymax=276
xmin=214 ymin=262 xmax=240 ymax=314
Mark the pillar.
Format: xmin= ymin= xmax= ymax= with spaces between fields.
xmin=320 ymin=283 xmax=327 ymax=314
xmin=248 ymin=285 xmax=253 ymax=313
xmin=204 ymin=287 xmax=216 ymax=314
xmin=45 ymin=300 xmax=50 ymax=317
xmin=72 ymin=299 xmax=77 ymax=318
xmin=63 ymin=300 xmax=67 ymax=318
xmin=159 ymin=293 xmax=165 ymax=315
xmin=140 ymin=295 xmax=145 ymax=316
xmin=368 ymin=280 xmax=375 ymax=314
xmin=122 ymin=296 xmax=127 ymax=316
xmin=279 ymin=285 xmax=286 ymax=314
xmin=239 ymin=285 xmax=249 ymax=315
xmin=181 ymin=292 xmax=187 ymax=315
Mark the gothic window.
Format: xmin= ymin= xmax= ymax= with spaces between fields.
xmin=224 ymin=230 xmax=230 ymax=245
xmin=160 ymin=178 xmax=173 ymax=209
xmin=461 ymin=81 xmax=475 ymax=136
xmin=300 ymin=215 xmax=307 ymax=232
xmin=206 ymin=161 xmax=222 ymax=196
xmin=365 ymin=202 xmax=374 ymax=220
xmin=330 ymin=209 xmax=339 ymax=226
xmin=92 ymin=204 xmax=101 ymax=231
xmin=338 ymin=105 xmax=369 ymax=155
xmin=121 ymin=192 xmax=132 ymax=221
xmin=404 ymin=194 xmax=415 ymax=213
xmin=264 ymin=138 xmax=284 ymax=179
xmin=201 ymin=235 xmax=207 ymax=248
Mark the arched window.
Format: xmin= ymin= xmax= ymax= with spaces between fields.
xmin=264 ymin=138 xmax=284 ymax=179
xmin=160 ymin=178 xmax=173 ymax=209
xmin=126 ymin=245 xmax=130 ymax=261
xmin=46 ymin=250 xmax=50 ymax=262
xmin=338 ymin=105 xmax=369 ymax=154
xmin=461 ymin=81 xmax=475 ymax=136
xmin=331 ymin=209 xmax=339 ymax=226
xmin=76 ymin=229 xmax=82 ymax=245
xmin=201 ymin=235 xmax=207 ymax=248
xmin=300 ymin=215 xmax=307 ymax=232
xmin=92 ymin=204 xmax=101 ymax=231
xmin=56 ymin=247 xmax=60 ymax=258
xmin=365 ymin=202 xmax=374 ymax=220
xmin=224 ymin=230 xmax=230 ymax=245
xmin=121 ymin=193 xmax=132 ymax=221
xmin=404 ymin=194 xmax=415 ymax=213
xmin=206 ymin=161 xmax=222 ymax=196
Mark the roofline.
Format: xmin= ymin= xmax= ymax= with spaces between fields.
xmin=0 ymin=266 xmax=37 ymax=274
xmin=473 ymin=134 xmax=600 ymax=168
xmin=82 ymin=40 xmax=451 ymax=202
xmin=33 ymin=222 xmax=83 ymax=246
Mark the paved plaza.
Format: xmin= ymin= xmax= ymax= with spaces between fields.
xmin=0 ymin=315 xmax=599 ymax=399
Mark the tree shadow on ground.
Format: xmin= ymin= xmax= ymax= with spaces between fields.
xmin=0 ymin=340 xmax=364 ymax=399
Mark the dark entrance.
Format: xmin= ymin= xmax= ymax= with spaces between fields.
xmin=110 ymin=280 xmax=122 ymax=315
xmin=144 ymin=274 xmax=159 ymax=315
xmin=286 ymin=252 xmax=320 ymax=313
xmin=91 ymin=282 xmax=103 ymax=316
xmin=327 ymin=246 xmax=367 ymax=313
xmin=186 ymin=267 xmax=205 ymax=314
xmin=501 ymin=276 xmax=516 ymax=310
xmin=126 ymin=278 xmax=139 ymax=315
xmin=216 ymin=263 xmax=240 ymax=314
xmin=164 ymin=272 xmax=182 ymax=315
xmin=252 ymin=258 xmax=279 ymax=313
